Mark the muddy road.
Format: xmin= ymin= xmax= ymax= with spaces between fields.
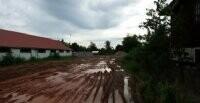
xmin=0 ymin=57 xmax=134 ymax=103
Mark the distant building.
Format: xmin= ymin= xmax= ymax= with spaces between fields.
xmin=0 ymin=29 xmax=72 ymax=60
xmin=92 ymin=51 xmax=99 ymax=55
xmin=162 ymin=0 xmax=200 ymax=63
xmin=73 ymin=52 xmax=94 ymax=57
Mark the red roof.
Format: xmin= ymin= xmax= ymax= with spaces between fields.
xmin=0 ymin=29 xmax=71 ymax=50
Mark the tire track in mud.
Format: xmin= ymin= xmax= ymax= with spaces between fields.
xmin=0 ymin=57 xmax=134 ymax=103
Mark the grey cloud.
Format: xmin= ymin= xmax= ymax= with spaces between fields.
xmin=89 ymin=0 xmax=128 ymax=12
xmin=36 ymin=0 xmax=136 ymax=29
xmin=0 ymin=0 xmax=138 ymax=34
xmin=0 ymin=0 xmax=147 ymax=47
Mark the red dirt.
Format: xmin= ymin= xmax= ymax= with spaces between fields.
xmin=0 ymin=57 xmax=134 ymax=103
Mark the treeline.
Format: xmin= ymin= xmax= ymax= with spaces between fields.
xmin=0 ymin=52 xmax=69 ymax=66
xmin=65 ymin=37 xmax=144 ymax=55
xmin=121 ymin=0 xmax=198 ymax=103
xmin=65 ymin=41 xmax=116 ymax=55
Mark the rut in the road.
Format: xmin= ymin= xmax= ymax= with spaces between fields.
xmin=0 ymin=58 xmax=133 ymax=103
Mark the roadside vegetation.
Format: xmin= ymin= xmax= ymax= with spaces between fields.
xmin=120 ymin=0 xmax=200 ymax=103
xmin=0 ymin=53 xmax=71 ymax=67
xmin=99 ymin=41 xmax=115 ymax=55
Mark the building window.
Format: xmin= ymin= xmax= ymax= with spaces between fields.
xmin=195 ymin=0 xmax=200 ymax=23
xmin=66 ymin=50 xmax=71 ymax=53
xmin=59 ymin=50 xmax=64 ymax=53
xmin=20 ymin=48 xmax=31 ymax=53
xmin=0 ymin=47 xmax=11 ymax=53
xmin=51 ymin=50 xmax=56 ymax=53
xmin=38 ymin=49 xmax=46 ymax=53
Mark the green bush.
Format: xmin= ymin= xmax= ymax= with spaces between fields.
xmin=0 ymin=53 xmax=25 ymax=66
xmin=0 ymin=52 xmax=71 ymax=67
xmin=158 ymin=82 xmax=176 ymax=103
xmin=30 ymin=56 xmax=38 ymax=61
xmin=141 ymin=80 xmax=158 ymax=103
xmin=47 ymin=53 xmax=61 ymax=59
xmin=139 ymin=81 xmax=177 ymax=103
xmin=0 ymin=53 xmax=15 ymax=66
xmin=14 ymin=57 xmax=26 ymax=64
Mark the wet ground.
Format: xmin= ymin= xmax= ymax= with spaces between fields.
xmin=0 ymin=57 xmax=134 ymax=103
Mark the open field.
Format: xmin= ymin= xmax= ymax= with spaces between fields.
xmin=0 ymin=56 xmax=134 ymax=103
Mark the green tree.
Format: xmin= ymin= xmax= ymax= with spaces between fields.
xmin=99 ymin=41 xmax=114 ymax=55
xmin=105 ymin=41 xmax=114 ymax=54
xmin=122 ymin=0 xmax=179 ymax=102
xmin=88 ymin=42 xmax=98 ymax=51
xmin=70 ymin=43 xmax=87 ymax=52
xmin=122 ymin=35 xmax=142 ymax=52
xmin=139 ymin=0 xmax=171 ymax=78
xmin=105 ymin=41 xmax=112 ymax=51
xmin=115 ymin=44 xmax=123 ymax=52
xmin=70 ymin=43 xmax=79 ymax=51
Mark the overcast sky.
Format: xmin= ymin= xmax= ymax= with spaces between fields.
xmin=0 ymin=0 xmax=172 ymax=48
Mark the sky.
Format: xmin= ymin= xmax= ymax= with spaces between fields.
xmin=0 ymin=0 xmax=172 ymax=48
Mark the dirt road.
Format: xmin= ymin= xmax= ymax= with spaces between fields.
xmin=0 ymin=57 xmax=134 ymax=103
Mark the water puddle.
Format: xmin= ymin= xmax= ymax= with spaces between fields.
xmin=116 ymin=69 xmax=124 ymax=72
xmin=77 ymin=64 xmax=91 ymax=68
xmin=115 ymin=90 xmax=124 ymax=103
xmin=94 ymin=87 xmax=103 ymax=103
xmin=85 ymin=68 xmax=111 ymax=73
xmin=71 ymin=64 xmax=91 ymax=72
xmin=85 ymin=61 xmax=111 ymax=73
xmin=117 ymin=65 xmax=121 ymax=68
xmin=46 ymin=72 xmax=69 ymax=84
xmin=108 ymin=93 xmax=114 ymax=103
xmin=124 ymin=77 xmax=134 ymax=103
xmin=96 ymin=61 xmax=107 ymax=66
xmin=109 ymin=59 xmax=116 ymax=64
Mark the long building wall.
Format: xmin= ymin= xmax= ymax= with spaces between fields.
xmin=0 ymin=48 xmax=72 ymax=60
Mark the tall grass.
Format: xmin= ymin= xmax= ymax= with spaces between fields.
xmin=122 ymin=53 xmax=194 ymax=103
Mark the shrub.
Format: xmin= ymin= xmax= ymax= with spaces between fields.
xmin=158 ymin=82 xmax=176 ymax=103
xmin=0 ymin=53 xmax=25 ymax=66
xmin=0 ymin=53 xmax=15 ymax=66
xmin=48 ymin=53 xmax=61 ymax=59
xmin=30 ymin=56 xmax=38 ymax=61
xmin=14 ymin=57 xmax=25 ymax=64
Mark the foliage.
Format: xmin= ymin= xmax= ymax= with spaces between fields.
xmin=115 ymin=44 xmax=123 ymax=52
xmin=65 ymin=41 xmax=118 ymax=55
xmin=30 ymin=56 xmax=38 ymax=61
xmin=70 ymin=42 xmax=88 ymax=52
xmin=158 ymin=82 xmax=176 ymax=103
xmin=88 ymin=42 xmax=98 ymax=51
xmin=99 ymin=41 xmax=115 ymax=55
xmin=47 ymin=52 xmax=61 ymax=59
xmin=105 ymin=41 xmax=112 ymax=51
xmin=122 ymin=35 xmax=142 ymax=52
xmin=124 ymin=0 xmax=171 ymax=79
xmin=121 ymin=0 xmax=190 ymax=102
xmin=139 ymin=80 xmax=177 ymax=103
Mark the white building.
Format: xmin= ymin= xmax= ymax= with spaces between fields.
xmin=92 ymin=51 xmax=99 ymax=55
xmin=0 ymin=29 xmax=72 ymax=60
